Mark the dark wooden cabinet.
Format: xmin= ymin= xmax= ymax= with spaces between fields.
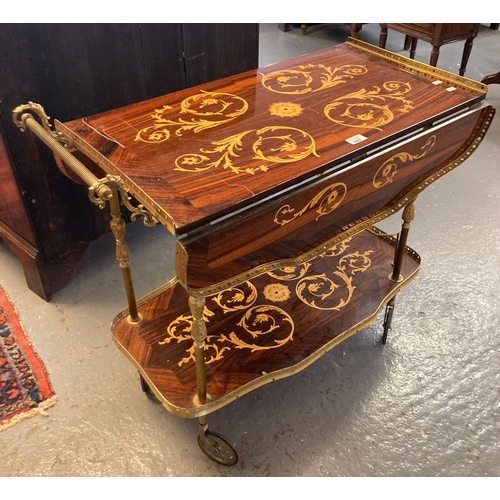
xmin=0 ymin=23 xmax=259 ymax=300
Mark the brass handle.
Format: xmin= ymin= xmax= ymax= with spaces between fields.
xmin=13 ymin=103 xmax=113 ymax=202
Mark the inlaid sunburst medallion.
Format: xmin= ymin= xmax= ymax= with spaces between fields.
xmin=263 ymin=283 xmax=291 ymax=302
xmin=269 ymin=102 xmax=303 ymax=118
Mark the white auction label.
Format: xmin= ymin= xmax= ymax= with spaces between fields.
xmin=345 ymin=134 xmax=367 ymax=145
xmin=446 ymin=87 xmax=457 ymax=92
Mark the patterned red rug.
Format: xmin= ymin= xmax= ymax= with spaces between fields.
xmin=0 ymin=286 xmax=56 ymax=431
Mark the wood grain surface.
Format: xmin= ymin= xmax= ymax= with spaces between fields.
xmin=57 ymin=40 xmax=487 ymax=235
xmin=112 ymin=230 xmax=420 ymax=417
xmin=177 ymin=105 xmax=491 ymax=291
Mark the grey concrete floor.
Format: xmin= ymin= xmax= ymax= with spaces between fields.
xmin=1 ymin=23 xmax=500 ymax=478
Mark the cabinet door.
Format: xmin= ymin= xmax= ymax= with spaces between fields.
xmin=33 ymin=24 xmax=187 ymax=119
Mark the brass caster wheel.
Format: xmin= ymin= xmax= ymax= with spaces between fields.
xmin=139 ymin=373 xmax=159 ymax=403
xmin=139 ymin=373 xmax=150 ymax=393
xmin=382 ymin=300 xmax=395 ymax=345
xmin=198 ymin=430 xmax=239 ymax=466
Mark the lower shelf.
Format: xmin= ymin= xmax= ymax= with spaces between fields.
xmin=112 ymin=228 xmax=420 ymax=418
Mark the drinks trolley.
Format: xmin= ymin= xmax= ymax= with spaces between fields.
xmin=13 ymin=39 xmax=495 ymax=465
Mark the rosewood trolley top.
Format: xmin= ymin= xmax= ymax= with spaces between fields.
xmin=55 ymin=38 xmax=487 ymax=236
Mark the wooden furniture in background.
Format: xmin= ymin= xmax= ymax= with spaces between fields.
xmin=0 ymin=23 xmax=259 ymax=300
xmin=278 ymin=23 xmax=362 ymax=37
xmin=482 ymin=23 xmax=500 ymax=86
xmin=482 ymin=71 xmax=500 ymax=85
xmin=350 ymin=23 xmax=365 ymax=38
xmin=379 ymin=23 xmax=479 ymax=76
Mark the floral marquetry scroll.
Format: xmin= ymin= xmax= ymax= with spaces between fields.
xmin=296 ymin=251 xmax=372 ymax=311
xmin=221 ymin=306 xmax=295 ymax=353
xmin=260 ymin=64 xmax=368 ymax=94
xmin=158 ymin=308 xmax=231 ymax=367
xmin=372 ymin=135 xmax=437 ymax=188
xmin=212 ymin=282 xmax=258 ymax=313
xmin=159 ymin=237 xmax=373 ymax=366
xmin=135 ymin=91 xmax=248 ymax=144
xmin=267 ymin=263 xmax=311 ymax=281
xmin=159 ymin=282 xmax=295 ymax=365
xmin=274 ymin=182 xmax=347 ymax=226
xmin=324 ymin=81 xmax=414 ymax=131
xmin=174 ymin=126 xmax=319 ymax=175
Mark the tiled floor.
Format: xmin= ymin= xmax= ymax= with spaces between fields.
xmin=1 ymin=23 xmax=500 ymax=478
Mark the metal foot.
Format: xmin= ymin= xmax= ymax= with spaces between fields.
xmin=382 ymin=300 xmax=395 ymax=345
xmin=139 ymin=373 xmax=160 ymax=403
xmin=139 ymin=374 xmax=150 ymax=394
xmin=198 ymin=423 xmax=238 ymax=466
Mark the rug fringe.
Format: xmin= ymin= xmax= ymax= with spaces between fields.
xmin=0 ymin=395 xmax=57 ymax=433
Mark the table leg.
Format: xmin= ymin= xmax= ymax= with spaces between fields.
xmin=189 ymin=295 xmax=239 ymax=466
xmin=382 ymin=297 xmax=395 ymax=345
xmin=383 ymin=198 xmax=417 ymax=343
xmin=189 ymin=295 xmax=208 ymax=406
xmin=108 ymin=182 xmax=141 ymax=324
xmin=350 ymin=23 xmax=364 ymax=38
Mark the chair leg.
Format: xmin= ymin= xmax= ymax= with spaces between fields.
xmin=379 ymin=24 xmax=388 ymax=48
xmin=429 ymin=44 xmax=441 ymax=67
xmin=459 ymin=37 xmax=475 ymax=76
xmin=409 ymin=37 xmax=418 ymax=59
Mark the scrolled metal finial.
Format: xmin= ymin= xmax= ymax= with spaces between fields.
xmin=13 ymin=101 xmax=52 ymax=132
xmin=89 ymin=176 xmax=114 ymax=209
xmin=12 ymin=101 xmax=74 ymax=150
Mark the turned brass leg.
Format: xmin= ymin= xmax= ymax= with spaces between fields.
xmin=390 ymin=198 xmax=416 ymax=283
xmin=108 ymin=182 xmax=141 ymax=324
xmin=189 ymin=295 xmax=208 ymax=405
xmin=384 ymin=198 xmax=416 ymax=343
xmin=189 ymin=295 xmax=238 ymax=466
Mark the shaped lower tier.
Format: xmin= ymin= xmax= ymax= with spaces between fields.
xmin=111 ymin=228 xmax=420 ymax=418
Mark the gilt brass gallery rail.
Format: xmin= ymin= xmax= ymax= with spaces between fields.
xmin=345 ymin=38 xmax=487 ymax=94
xmin=13 ymin=39 xmax=495 ymax=465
